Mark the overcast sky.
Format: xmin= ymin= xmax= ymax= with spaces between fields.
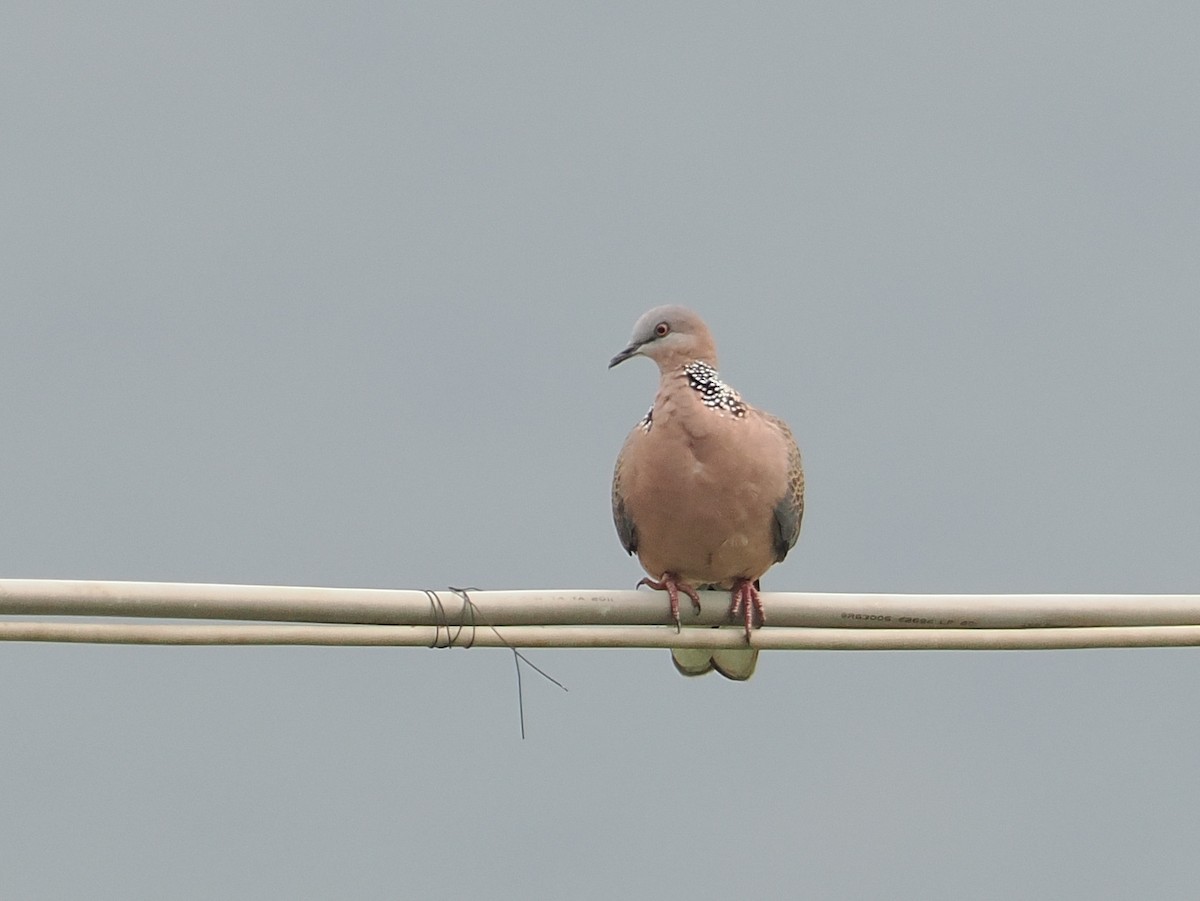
xmin=3 ymin=3 xmax=1200 ymax=898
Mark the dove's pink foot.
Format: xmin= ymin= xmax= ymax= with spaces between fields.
xmin=729 ymin=578 xmax=765 ymax=638
xmin=638 ymin=573 xmax=702 ymax=632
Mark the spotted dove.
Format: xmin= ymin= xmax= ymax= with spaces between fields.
xmin=609 ymin=305 xmax=805 ymax=680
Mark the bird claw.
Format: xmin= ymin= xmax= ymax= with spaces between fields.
xmin=637 ymin=574 xmax=702 ymax=631
xmin=729 ymin=579 xmax=764 ymax=640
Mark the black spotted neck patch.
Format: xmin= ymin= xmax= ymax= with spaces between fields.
xmin=637 ymin=406 xmax=653 ymax=432
xmin=683 ymin=361 xmax=747 ymax=418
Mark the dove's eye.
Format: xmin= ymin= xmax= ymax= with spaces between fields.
xmin=654 ymin=322 xmax=670 ymax=337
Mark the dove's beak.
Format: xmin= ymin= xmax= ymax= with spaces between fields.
xmin=608 ymin=343 xmax=642 ymax=369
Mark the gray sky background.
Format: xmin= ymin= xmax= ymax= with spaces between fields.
xmin=3 ymin=3 xmax=1200 ymax=898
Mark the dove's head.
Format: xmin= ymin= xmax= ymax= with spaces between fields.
xmin=608 ymin=305 xmax=719 ymax=373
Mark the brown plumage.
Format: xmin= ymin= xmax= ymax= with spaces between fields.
xmin=609 ymin=306 xmax=804 ymax=680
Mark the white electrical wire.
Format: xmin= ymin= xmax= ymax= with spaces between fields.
xmin=2 ymin=580 xmax=1200 ymax=650
xmin=3 ymin=619 xmax=1200 ymax=650
xmin=2 ymin=580 xmax=1200 ymax=628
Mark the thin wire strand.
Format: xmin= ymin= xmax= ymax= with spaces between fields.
xmin=514 ymin=648 xmax=525 ymax=740
xmin=446 ymin=587 xmax=567 ymax=690
xmin=449 ymin=585 xmax=527 ymax=738
xmin=445 ymin=586 xmax=567 ymax=740
xmin=446 ymin=587 xmax=480 ymax=649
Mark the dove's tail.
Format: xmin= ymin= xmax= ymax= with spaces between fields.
xmin=670 ymin=647 xmax=758 ymax=681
